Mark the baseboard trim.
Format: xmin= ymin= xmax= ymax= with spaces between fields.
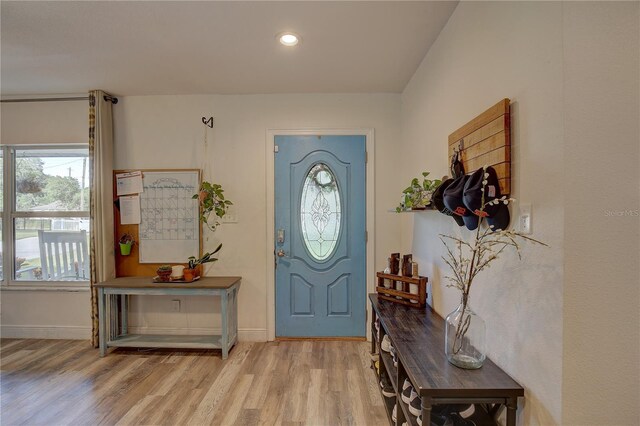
xmin=0 ymin=325 xmax=268 ymax=342
xmin=1 ymin=325 xmax=91 ymax=340
xmin=276 ymin=336 xmax=367 ymax=341
xmin=127 ymin=326 xmax=267 ymax=342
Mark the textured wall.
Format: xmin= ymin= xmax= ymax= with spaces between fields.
xmin=562 ymin=2 xmax=640 ymax=424
xmin=400 ymin=2 xmax=564 ymax=424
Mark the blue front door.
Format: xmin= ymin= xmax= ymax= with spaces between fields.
xmin=275 ymin=135 xmax=366 ymax=337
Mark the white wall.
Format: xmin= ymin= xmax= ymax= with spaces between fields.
xmin=1 ymin=100 xmax=92 ymax=339
xmin=562 ymin=2 xmax=639 ymax=424
xmin=400 ymin=2 xmax=564 ymax=424
xmin=401 ymin=1 xmax=639 ymax=424
xmin=113 ymin=93 xmax=402 ymax=341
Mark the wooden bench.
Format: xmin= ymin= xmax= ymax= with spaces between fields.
xmin=370 ymin=293 xmax=524 ymax=425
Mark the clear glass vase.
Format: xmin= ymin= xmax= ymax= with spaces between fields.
xmin=445 ymin=295 xmax=486 ymax=369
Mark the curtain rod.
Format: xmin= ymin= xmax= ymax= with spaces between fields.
xmin=1 ymin=95 xmax=118 ymax=104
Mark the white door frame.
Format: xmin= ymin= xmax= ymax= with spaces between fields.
xmin=265 ymin=128 xmax=375 ymax=341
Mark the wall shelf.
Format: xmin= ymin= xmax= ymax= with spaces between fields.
xmin=388 ymin=208 xmax=438 ymax=213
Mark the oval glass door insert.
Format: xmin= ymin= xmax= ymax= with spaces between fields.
xmin=300 ymin=163 xmax=342 ymax=261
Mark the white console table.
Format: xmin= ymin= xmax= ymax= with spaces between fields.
xmin=96 ymin=276 xmax=241 ymax=359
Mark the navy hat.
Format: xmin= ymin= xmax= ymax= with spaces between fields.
xmin=443 ymin=175 xmax=479 ymax=230
xmin=463 ymin=166 xmax=510 ymax=231
xmin=432 ymin=179 xmax=464 ymax=227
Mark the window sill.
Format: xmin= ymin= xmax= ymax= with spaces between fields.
xmin=0 ymin=283 xmax=90 ymax=292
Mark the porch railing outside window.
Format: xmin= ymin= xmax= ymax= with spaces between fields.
xmin=1 ymin=145 xmax=90 ymax=287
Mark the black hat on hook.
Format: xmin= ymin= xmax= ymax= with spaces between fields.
xmin=463 ymin=166 xmax=510 ymax=231
xmin=443 ymin=174 xmax=479 ymax=231
xmin=432 ymin=178 xmax=464 ymax=227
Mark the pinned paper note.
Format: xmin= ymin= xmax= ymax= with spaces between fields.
xmin=116 ymin=171 xmax=144 ymax=196
xmin=119 ymin=195 xmax=141 ymax=224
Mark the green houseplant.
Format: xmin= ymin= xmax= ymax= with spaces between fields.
xmin=183 ymin=243 xmax=222 ymax=281
xmin=156 ymin=264 xmax=172 ymax=281
xmin=193 ymin=181 xmax=233 ymax=232
xmin=396 ymin=171 xmax=442 ymax=212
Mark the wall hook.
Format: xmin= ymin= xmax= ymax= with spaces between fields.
xmin=202 ymin=117 xmax=214 ymax=128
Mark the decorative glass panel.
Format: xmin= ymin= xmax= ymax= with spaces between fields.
xmin=300 ymin=163 xmax=341 ymax=261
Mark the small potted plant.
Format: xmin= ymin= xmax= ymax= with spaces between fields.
xmin=193 ymin=181 xmax=233 ymax=232
xmin=156 ymin=264 xmax=173 ymax=282
xmin=119 ymin=233 xmax=135 ymax=256
xmin=183 ymin=243 xmax=222 ymax=281
xmin=396 ymin=171 xmax=442 ymax=212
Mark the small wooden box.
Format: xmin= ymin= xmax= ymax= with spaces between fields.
xmin=376 ymin=272 xmax=428 ymax=308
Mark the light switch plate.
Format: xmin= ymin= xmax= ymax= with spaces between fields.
xmin=222 ymin=205 xmax=238 ymax=223
xmin=519 ymin=203 xmax=532 ymax=235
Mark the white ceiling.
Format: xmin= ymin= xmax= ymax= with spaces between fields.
xmin=1 ymin=1 xmax=457 ymax=96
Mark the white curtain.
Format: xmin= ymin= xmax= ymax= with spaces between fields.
xmin=88 ymin=90 xmax=116 ymax=347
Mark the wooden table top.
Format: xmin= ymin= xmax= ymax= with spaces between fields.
xmin=96 ymin=276 xmax=242 ymax=289
xmin=369 ymin=294 xmax=523 ymax=398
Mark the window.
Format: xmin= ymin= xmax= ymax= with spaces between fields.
xmin=1 ymin=146 xmax=90 ymax=286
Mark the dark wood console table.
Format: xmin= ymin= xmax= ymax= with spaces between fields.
xmin=369 ymin=294 xmax=524 ymax=425
xmin=96 ymin=276 xmax=241 ymax=359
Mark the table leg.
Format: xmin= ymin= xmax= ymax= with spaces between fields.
xmin=221 ymin=289 xmax=229 ymax=360
xmin=98 ymin=288 xmax=107 ymax=357
xmin=121 ymin=295 xmax=128 ymax=335
xmin=232 ymin=287 xmax=238 ymax=346
xmin=506 ymin=397 xmax=517 ymax=426
xmin=421 ymin=396 xmax=432 ymax=425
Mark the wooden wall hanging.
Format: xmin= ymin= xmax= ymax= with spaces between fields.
xmin=448 ymin=98 xmax=511 ymax=195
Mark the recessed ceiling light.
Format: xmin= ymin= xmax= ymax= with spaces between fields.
xmin=277 ymin=32 xmax=301 ymax=47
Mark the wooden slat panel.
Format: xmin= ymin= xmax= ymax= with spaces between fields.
xmin=448 ymin=116 xmax=505 ymax=150
xmin=464 ymin=146 xmax=510 ymax=170
xmin=456 ymin=131 xmax=506 ymax=162
xmin=448 ymin=99 xmax=511 ymax=195
xmin=448 ymin=124 xmax=506 ymax=159
xmin=456 ymin=162 xmax=509 ymax=178
xmin=448 ymin=99 xmax=509 ymax=144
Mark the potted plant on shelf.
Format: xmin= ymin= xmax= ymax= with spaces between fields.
xmin=396 ymin=171 xmax=442 ymax=212
xmin=119 ymin=233 xmax=135 ymax=256
xmin=193 ymin=181 xmax=233 ymax=232
xmin=183 ymin=243 xmax=223 ymax=281
xmin=156 ymin=265 xmax=173 ymax=282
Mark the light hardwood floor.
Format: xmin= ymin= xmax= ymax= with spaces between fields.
xmin=0 ymin=339 xmax=388 ymax=426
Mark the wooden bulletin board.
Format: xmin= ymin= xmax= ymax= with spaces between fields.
xmin=113 ymin=169 xmax=202 ymax=277
xmin=448 ymin=98 xmax=511 ymax=195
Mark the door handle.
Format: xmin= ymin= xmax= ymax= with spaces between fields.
xmin=277 ymin=249 xmax=286 ymax=257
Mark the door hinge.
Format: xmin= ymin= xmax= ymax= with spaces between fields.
xmin=274 ymin=145 xmax=279 ymax=153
